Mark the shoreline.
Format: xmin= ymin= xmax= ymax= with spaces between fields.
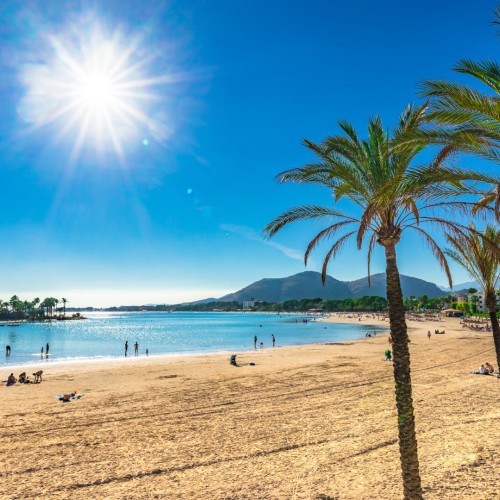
xmin=0 ymin=315 xmax=390 ymax=371
xmin=1 ymin=326 xmax=391 ymax=373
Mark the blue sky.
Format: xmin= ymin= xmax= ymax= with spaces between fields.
xmin=0 ymin=0 xmax=498 ymax=306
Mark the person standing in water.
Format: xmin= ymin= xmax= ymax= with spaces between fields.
xmin=41 ymin=346 xmax=44 ymax=358
xmin=134 ymin=342 xmax=139 ymax=355
xmin=271 ymin=334 xmax=275 ymax=347
xmin=125 ymin=341 xmax=128 ymax=357
xmin=254 ymin=335 xmax=257 ymax=350
xmin=5 ymin=345 xmax=11 ymax=356
xmin=46 ymin=343 xmax=49 ymax=356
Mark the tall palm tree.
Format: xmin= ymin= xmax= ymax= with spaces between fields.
xmin=61 ymin=297 xmax=68 ymax=317
xmin=264 ymin=103 xmax=488 ymax=499
xmin=445 ymin=225 xmax=500 ymax=369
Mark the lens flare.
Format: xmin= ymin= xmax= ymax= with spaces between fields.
xmin=17 ymin=18 xmax=180 ymax=163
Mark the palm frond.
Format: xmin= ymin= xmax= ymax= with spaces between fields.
xmin=321 ymin=231 xmax=357 ymax=284
xmin=454 ymin=59 xmax=500 ymax=94
xmin=412 ymin=227 xmax=453 ymax=289
xmin=263 ymin=205 xmax=356 ymax=239
xmin=366 ymin=233 xmax=378 ymax=287
xmin=304 ymin=221 xmax=355 ymax=265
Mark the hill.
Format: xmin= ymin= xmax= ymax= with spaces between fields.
xmin=346 ymin=273 xmax=444 ymax=299
xmin=215 ymin=271 xmax=445 ymax=303
xmin=219 ymin=271 xmax=353 ymax=302
xmin=439 ymin=280 xmax=480 ymax=292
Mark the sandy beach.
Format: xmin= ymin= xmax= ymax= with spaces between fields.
xmin=1 ymin=315 xmax=499 ymax=499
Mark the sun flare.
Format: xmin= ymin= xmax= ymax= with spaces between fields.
xmin=17 ymin=20 xmax=176 ymax=162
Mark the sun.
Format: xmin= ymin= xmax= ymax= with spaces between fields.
xmin=79 ymin=75 xmax=116 ymax=109
xmin=17 ymin=19 xmax=175 ymax=162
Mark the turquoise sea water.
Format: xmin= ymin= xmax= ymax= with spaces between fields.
xmin=0 ymin=312 xmax=387 ymax=368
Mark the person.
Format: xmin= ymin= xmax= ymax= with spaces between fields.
xmin=271 ymin=334 xmax=275 ymax=347
xmin=427 ymin=330 xmax=431 ymax=340
xmin=146 ymin=348 xmax=149 ymax=356
xmin=134 ymin=342 xmax=139 ymax=355
xmin=260 ymin=341 xmax=264 ymax=350
xmin=388 ymin=336 xmax=393 ymax=345
xmin=46 ymin=343 xmax=49 ymax=355
xmin=385 ymin=349 xmax=392 ymax=361
xmin=7 ymin=373 xmax=16 ymax=386
xmin=33 ymin=370 xmax=43 ymax=383
xmin=125 ymin=341 xmax=128 ymax=357
xmin=5 ymin=345 xmax=11 ymax=356
xmin=485 ymin=362 xmax=495 ymax=374
xmin=254 ymin=335 xmax=257 ymax=349
xmin=18 ymin=372 xmax=28 ymax=384
xmin=373 ymin=330 xmax=377 ymax=337
xmin=230 ymin=354 xmax=237 ymax=366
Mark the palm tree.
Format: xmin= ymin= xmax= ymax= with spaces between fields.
xmin=61 ymin=297 xmax=68 ymax=317
xmin=264 ymin=103 xmax=488 ymax=499
xmin=445 ymin=225 xmax=500 ymax=369
xmin=394 ymin=6 xmax=500 ymax=213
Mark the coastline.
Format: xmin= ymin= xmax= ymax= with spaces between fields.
xmin=2 ymin=314 xmax=499 ymax=498
xmin=0 ymin=312 xmax=388 ymax=369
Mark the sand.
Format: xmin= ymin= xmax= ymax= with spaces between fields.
xmin=1 ymin=315 xmax=499 ymax=499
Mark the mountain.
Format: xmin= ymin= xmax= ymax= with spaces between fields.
xmin=346 ymin=273 xmax=444 ymax=299
xmin=218 ymin=271 xmax=353 ymax=302
xmin=439 ymin=280 xmax=480 ymax=292
xmin=214 ymin=270 xmax=446 ymax=303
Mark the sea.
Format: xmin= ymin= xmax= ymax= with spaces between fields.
xmin=0 ymin=311 xmax=388 ymax=368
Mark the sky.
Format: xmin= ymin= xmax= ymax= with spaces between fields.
xmin=0 ymin=0 xmax=498 ymax=307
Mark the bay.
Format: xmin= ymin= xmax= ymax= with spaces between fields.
xmin=0 ymin=311 xmax=387 ymax=367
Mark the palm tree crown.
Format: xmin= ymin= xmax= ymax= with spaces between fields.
xmin=445 ymin=224 xmax=500 ymax=368
xmin=264 ymin=103 xmax=483 ymax=286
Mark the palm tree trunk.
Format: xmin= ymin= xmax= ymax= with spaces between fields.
xmin=384 ymin=243 xmax=423 ymax=500
xmin=485 ymin=292 xmax=500 ymax=370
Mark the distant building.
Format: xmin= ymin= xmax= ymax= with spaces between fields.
xmin=242 ymin=299 xmax=262 ymax=310
xmin=467 ymin=290 xmax=500 ymax=313
xmin=454 ymin=294 xmax=468 ymax=304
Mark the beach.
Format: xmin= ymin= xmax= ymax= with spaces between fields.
xmin=1 ymin=316 xmax=499 ymax=499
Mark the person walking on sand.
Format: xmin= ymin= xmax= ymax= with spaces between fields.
xmin=427 ymin=330 xmax=431 ymax=340
xmin=254 ymin=335 xmax=257 ymax=350
xmin=125 ymin=341 xmax=128 ymax=357
xmin=271 ymin=334 xmax=275 ymax=347
xmin=134 ymin=342 xmax=139 ymax=355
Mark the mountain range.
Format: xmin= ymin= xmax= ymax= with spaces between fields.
xmin=200 ymin=271 xmax=447 ymax=303
xmin=438 ymin=280 xmax=480 ymax=292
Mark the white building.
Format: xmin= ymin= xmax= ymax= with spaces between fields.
xmin=467 ymin=291 xmax=500 ymax=313
xmin=242 ymin=300 xmax=257 ymax=310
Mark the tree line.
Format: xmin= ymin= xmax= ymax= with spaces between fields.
xmin=0 ymin=295 xmax=69 ymax=320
